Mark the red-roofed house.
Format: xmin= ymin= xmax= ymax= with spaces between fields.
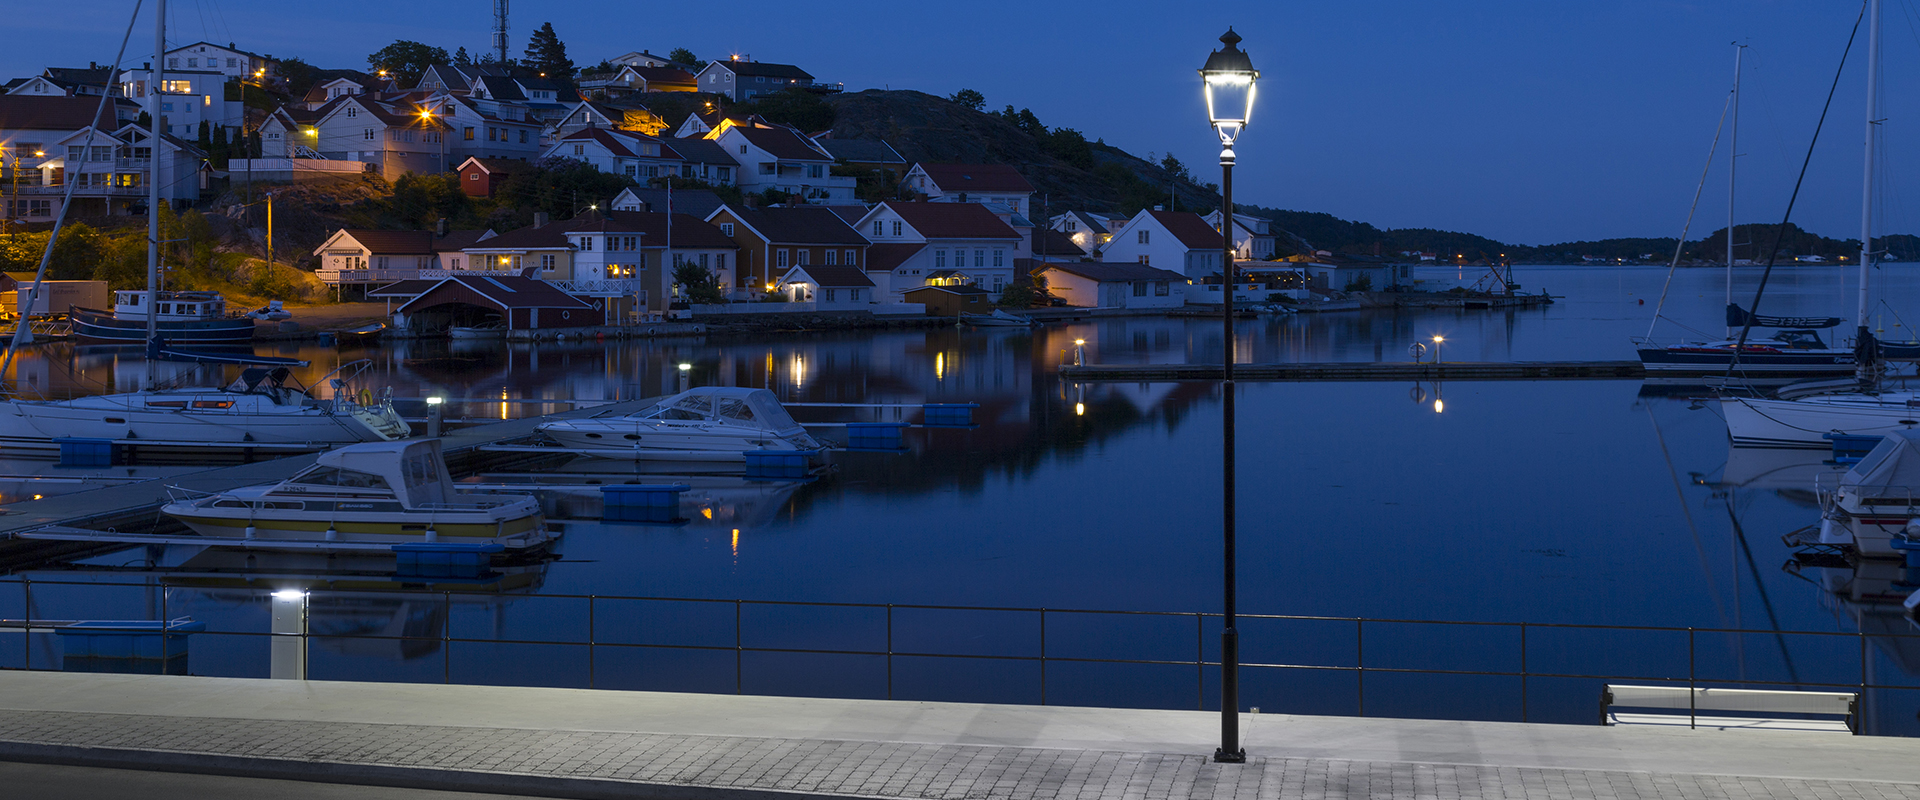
xmin=395 ymin=275 xmax=598 ymax=332
xmin=1095 ymin=210 xmax=1227 ymax=291
xmin=854 ymin=201 xmax=1024 ymax=301
xmin=541 ymin=127 xmax=682 ymax=182
xmin=704 ymin=204 xmax=869 ymax=299
xmin=777 ymin=264 xmax=875 ymax=309
xmin=706 ymin=121 xmax=853 ymax=203
xmin=902 ymin=163 xmax=1034 ymax=215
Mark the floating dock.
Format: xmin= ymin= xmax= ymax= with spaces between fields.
xmin=1059 ymin=361 xmax=1646 ymax=382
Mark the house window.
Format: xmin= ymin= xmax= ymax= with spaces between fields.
xmin=699 ymin=253 xmax=709 ymax=268
xmin=346 ymin=107 xmax=357 ymax=118
xmin=1155 ymin=281 xmax=1170 ymax=296
xmin=739 ymin=145 xmax=747 ymax=154
xmin=720 ymin=223 xmax=734 ymax=236
xmin=625 ymin=165 xmax=637 ymax=177
xmin=776 ymin=249 xmax=789 ymax=267
xmin=451 ymin=257 xmax=461 ymax=269
xmin=186 ymin=58 xmax=197 ymax=67
xmin=892 ymin=220 xmax=902 ymax=236
xmin=716 ymin=167 xmax=730 ymax=181
xmin=607 ymin=237 xmax=620 ymax=252
xmin=168 ymin=58 xmax=179 ymax=68
xmin=992 ymin=275 xmax=1004 ymax=292
xmin=825 ymin=250 xmax=837 ymax=266
xmin=716 ymin=253 xmax=727 ymax=270
xmin=797 ymin=250 xmax=810 ymax=266
xmin=974 ymin=250 xmax=985 ymax=267
xmin=580 ymin=237 xmax=594 ymax=251
xmin=519 ymin=130 xmax=528 ymax=143
xmin=1132 ymin=281 xmax=1147 ymax=297
xmin=227 ymin=58 xmax=237 ymax=67
xmin=759 ymin=163 xmax=775 ymax=175
xmin=808 ymin=164 xmax=822 ymax=178
xmin=463 ymin=127 xmax=474 ymax=140
xmin=1066 ymin=220 xmax=1077 ymax=231
xmin=993 ymin=249 xmax=1003 ymax=266
xmin=935 ymin=250 xmax=945 ymax=268
xmin=1138 ymin=255 xmax=1150 ymax=265
xmin=844 ymin=249 xmax=856 ymax=266
xmin=468 ymin=172 xmax=480 ymax=181
xmin=1138 ymin=230 xmax=1149 ymax=244
xmin=364 ymin=129 xmax=374 ymax=140
xmin=825 ymin=289 xmax=837 ymax=302
xmin=488 ymin=127 xmax=497 ymax=141
xmin=872 ymin=220 xmax=882 ymax=237
xmin=624 ymin=236 xmax=637 ymax=250
xmin=541 ymin=254 xmax=556 ymax=270
xmin=573 ymin=144 xmax=584 ymax=155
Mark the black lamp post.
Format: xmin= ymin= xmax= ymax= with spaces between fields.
xmin=1200 ymin=27 xmax=1257 ymax=765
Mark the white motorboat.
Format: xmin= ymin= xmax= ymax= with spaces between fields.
xmin=536 ymin=387 xmax=821 ymax=461
xmin=0 ymin=363 xmax=409 ymax=452
xmin=162 ymin=439 xmax=551 ymax=548
xmin=1724 ymin=388 xmax=1920 ymax=448
xmin=1816 ymin=429 xmax=1920 ymax=558
xmin=959 ymin=309 xmax=1034 ymax=328
xmin=448 ymin=321 xmax=507 ymax=339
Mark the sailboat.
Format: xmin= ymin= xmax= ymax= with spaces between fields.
xmin=1636 ymin=43 xmax=1858 ymax=385
xmin=1723 ymin=0 xmax=1916 ymax=447
xmin=0 ymin=0 xmax=409 ymax=453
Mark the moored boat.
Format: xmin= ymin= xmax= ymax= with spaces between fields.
xmin=448 ymin=321 xmax=507 ymax=339
xmin=959 ymin=309 xmax=1034 ymax=328
xmin=536 ymin=387 xmax=821 ymax=461
xmin=1817 ymin=429 xmax=1920 ymax=558
xmin=71 ymin=291 xmax=256 ymax=345
xmin=161 ymin=439 xmax=551 ymax=548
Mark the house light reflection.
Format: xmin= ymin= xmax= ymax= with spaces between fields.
xmin=935 ymin=352 xmax=945 ymax=381
xmin=731 ymin=528 xmax=739 ymax=557
xmin=790 ymin=354 xmax=806 ymax=388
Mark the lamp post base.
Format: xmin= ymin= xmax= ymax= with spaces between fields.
xmin=1213 ymin=748 xmax=1247 ymax=764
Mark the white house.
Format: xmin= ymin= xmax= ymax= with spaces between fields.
xmin=1094 ymin=209 xmax=1226 ymax=283
xmin=543 ymin=127 xmax=683 ymax=182
xmin=435 ymin=94 xmax=541 ymax=163
xmin=902 ymin=163 xmax=1034 ymax=215
xmin=706 ymin=121 xmax=852 ymax=203
xmin=606 ymin=51 xmax=684 ymax=69
xmin=777 ymin=264 xmax=874 ymax=308
xmin=557 ymin=209 xmax=740 ymax=317
xmin=1202 ymin=210 xmax=1280 ymax=261
xmin=661 ymin=137 xmax=737 ymax=186
xmin=1036 ymin=262 xmax=1187 ymax=310
xmin=298 ymin=95 xmax=450 ymax=180
xmin=692 ymin=58 xmax=815 ymax=102
xmin=119 ymin=67 xmax=245 ymax=132
xmin=164 ymin=42 xmax=275 ymax=83
xmin=854 ymin=201 xmax=1025 ymax=301
xmin=297 ymin=78 xmax=368 ymax=111
xmin=1049 ymin=211 xmax=1121 ymax=255
xmin=18 ymin=124 xmax=204 ymax=217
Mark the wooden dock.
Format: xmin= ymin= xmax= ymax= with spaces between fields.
xmin=1058 ymin=361 xmax=1645 ymax=382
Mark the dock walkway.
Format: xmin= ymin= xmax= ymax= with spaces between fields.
xmin=0 ymin=672 xmax=1914 ymax=799
xmin=1060 ymin=361 xmax=1646 ymax=382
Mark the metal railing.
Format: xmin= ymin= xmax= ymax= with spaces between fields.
xmin=2 ymin=577 xmax=1915 ymax=725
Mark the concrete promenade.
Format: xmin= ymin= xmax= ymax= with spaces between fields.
xmin=0 ymin=672 xmax=1916 ymax=799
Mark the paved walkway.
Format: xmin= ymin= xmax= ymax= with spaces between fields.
xmin=0 ymin=672 xmax=1916 ymax=799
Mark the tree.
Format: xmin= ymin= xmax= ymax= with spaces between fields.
xmin=668 ymin=48 xmax=705 ymax=71
xmin=277 ymin=57 xmax=316 ymax=96
xmin=522 ymin=23 xmax=575 ymax=77
xmin=453 ymin=47 xmax=472 ymax=67
xmin=1159 ymin=154 xmax=1189 ymax=181
xmin=366 ymin=40 xmax=449 ymax=85
xmin=949 ymin=88 xmax=985 ymax=110
xmin=672 ymin=261 xmax=726 ymax=304
xmin=735 ymin=87 xmax=834 ymax=132
xmin=583 ymin=59 xmax=615 ymax=76
xmin=1044 ymin=128 xmax=1094 ymax=169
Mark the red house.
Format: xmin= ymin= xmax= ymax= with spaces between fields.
xmin=456 ymin=156 xmax=523 ymax=198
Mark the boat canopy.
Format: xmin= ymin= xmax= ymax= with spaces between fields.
xmin=1845 ymin=430 xmax=1920 ymax=493
xmin=309 ymin=439 xmax=454 ymax=508
xmin=640 ymin=387 xmax=804 ymax=436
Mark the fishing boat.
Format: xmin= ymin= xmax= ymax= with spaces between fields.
xmin=71 ymin=290 xmax=257 ymax=345
xmin=1723 ymin=0 xmax=1920 ymax=445
xmin=0 ymin=362 xmax=409 ymax=452
xmin=959 ymin=309 xmax=1034 ymax=328
xmin=1816 ymin=429 xmax=1920 ymax=559
xmin=161 ymin=439 xmax=551 ymax=548
xmin=536 ymin=387 xmax=821 ymax=461
xmin=337 ymin=321 xmax=387 ymax=342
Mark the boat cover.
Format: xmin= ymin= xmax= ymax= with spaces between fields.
xmin=314 ymin=439 xmax=453 ymax=508
xmin=1845 ymin=429 xmax=1920 ymax=493
xmin=642 ymin=387 xmax=805 ymax=437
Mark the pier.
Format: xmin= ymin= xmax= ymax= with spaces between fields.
xmin=1059 ymin=360 xmax=1646 ymax=382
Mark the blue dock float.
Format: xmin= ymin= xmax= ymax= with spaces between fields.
xmin=921 ymin=403 xmax=979 ymax=427
xmin=54 ymin=618 xmax=205 ymax=675
xmin=392 ymin=541 xmax=506 ymax=577
xmin=1827 ymin=432 xmax=1884 ymax=464
xmin=845 ymin=422 xmax=909 ymax=452
xmin=743 ymin=451 xmax=819 ymax=481
xmin=54 ymin=437 xmax=115 ymax=468
xmin=600 ymin=483 xmax=691 ymax=523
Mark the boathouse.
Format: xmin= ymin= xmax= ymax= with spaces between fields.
xmin=1034 ymin=262 xmax=1186 ymax=310
xmin=903 ymin=284 xmax=991 ymax=317
xmin=394 ymin=275 xmax=597 ymax=332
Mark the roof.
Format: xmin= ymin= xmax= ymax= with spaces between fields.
xmin=1032 ymin=229 xmax=1086 ymax=258
xmin=166 ymin=41 xmax=270 ymax=60
xmin=1062 ymin=210 xmax=1109 ymax=231
xmin=904 ymin=284 xmax=990 ymax=297
xmin=459 ymin=157 xmax=525 ymax=175
xmin=712 ymin=61 xmax=813 ymax=80
xmin=417 ymin=65 xmax=471 ymax=92
xmin=1147 ymin=210 xmax=1226 ymax=250
xmin=1040 ymin=262 xmax=1187 ymax=283
xmin=560 ymin=127 xmax=665 ymax=159
xmin=722 ymin=206 xmax=869 ymax=246
xmin=915 ymin=163 xmax=1034 ymax=195
xmin=632 ymin=66 xmax=697 ymax=85
xmin=466 ymin=224 xmax=571 ymax=250
xmin=433 ymin=229 xmax=495 ymax=252
xmin=885 ymin=202 xmax=1021 ymax=240
xmin=612 ymin=188 xmax=726 ymax=220
xmin=816 ymin=138 xmax=905 ymax=165
xmin=557 ymin=210 xmax=739 ymax=249
xmin=42 ymin=66 xmax=118 ymax=87
xmin=332 ymin=230 xmax=436 ymax=255
xmin=475 ymin=75 xmax=527 ymax=101
xmin=399 ymin=275 xmax=595 ymax=313
xmin=366 ymin=279 xmax=440 ymax=298
xmin=785 ymin=264 xmax=874 ymax=288
xmin=661 ymin=137 xmax=737 ymax=166
xmin=820 ymin=205 xmax=867 ymax=225
xmin=865 ymin=243 xmax=927 ymax=271
xmin=0 ymin=95 xmax=131 ymax=131
xmin=727 ymin=125 xmax=830 ymax=162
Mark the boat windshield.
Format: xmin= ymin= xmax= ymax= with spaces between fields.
xmin=287 ymin=466 xmax=391 ymax=490
xmin=1771 ymin=330 xmax=1829 ymax=350
xmin=656 ymin=393 xmax=714 ymax=420
xmin=745 ymin=391 xmax=800 ymax=431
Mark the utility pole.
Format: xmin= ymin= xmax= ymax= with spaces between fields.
xmin=265 ymin=192 xmax=274 ymax=267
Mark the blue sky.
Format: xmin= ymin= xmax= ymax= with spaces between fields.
xmin=11 ymin=0 xmax=1919 ymax=245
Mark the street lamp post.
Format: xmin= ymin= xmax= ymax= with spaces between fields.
xmin=1200 ymin=27 xmax=1257 ymax=765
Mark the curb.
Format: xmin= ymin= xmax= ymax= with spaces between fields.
xmin=0 ymin=740 xmax=878 ymax=800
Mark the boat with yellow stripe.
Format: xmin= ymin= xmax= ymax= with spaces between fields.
xmin=160 ymin=439 xmax=551 ymax=549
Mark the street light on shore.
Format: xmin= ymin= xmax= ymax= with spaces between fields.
xmin=1432 ymin=335 xmax=1444 ymax=364
xmin=1200 ymin=27 xmax=1257 ymax=766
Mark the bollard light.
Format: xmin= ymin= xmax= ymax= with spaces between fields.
xmin=1432 ymin=335 xmax=1444 ymax=364
xmin=269 ymin=589 xmax=309 ymax=680
xmin=1073 ymin=338 xmax=1086 ymax=366
xmin=426 ymin=396 xmax=445 ymax=438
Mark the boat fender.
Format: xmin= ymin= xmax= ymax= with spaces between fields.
xmin=358 ymin=389 xmax=372 ymax=406
xmin=325 ymin=526 xmax=339 ymax=541
xmin=243 ymin=524 xmax=256 ymax=539
xmin=424 ymin=526 xmax=438 ymax=542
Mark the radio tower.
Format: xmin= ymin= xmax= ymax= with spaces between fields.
xmin=491 ymin=0 xmax=509 ymax=65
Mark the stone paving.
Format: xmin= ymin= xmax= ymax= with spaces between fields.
xmin=0 ymin=708 xmax=1915 ymax=800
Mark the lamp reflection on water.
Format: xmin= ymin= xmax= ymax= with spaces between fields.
xmin=935 ymin=352 xmax=945 ymax=381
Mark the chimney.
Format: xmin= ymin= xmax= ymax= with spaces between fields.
xmin=89 ymin=62 xmax=97 ymax=70
xmin=1153 ymin=204 xmax=1164 ymax=212
xmin=533 ymin=212 xmax=550 ymax=228
xmin=436 ymin=217 xmax=448 ymax=237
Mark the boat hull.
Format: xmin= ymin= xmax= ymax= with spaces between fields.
xmin=1723 ymin=394 xmax=1920 ymax=448
xmin=0 ymin=394 xmax=399 ymax=450
xmin=71 ymin=308 xmax=256 ymax=345
xmin=538 ymin=420 xmax=819 ymax=462
xmin=161 ymin=502 xmax=549 ymax=548
xmin=1636 ymin=347 xmax=1858 ymax=381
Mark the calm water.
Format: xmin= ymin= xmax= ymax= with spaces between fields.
xmin=7 ymin=264 xmax=1920 ymax=733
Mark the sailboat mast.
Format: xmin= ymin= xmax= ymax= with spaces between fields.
xmin=144 ymin=0 xmax=165 ymax=388
xmin=1858 ymin=0 xmax=1881 ymax=381
xmin=1727 ymin=43 xmax=1743 ymax=335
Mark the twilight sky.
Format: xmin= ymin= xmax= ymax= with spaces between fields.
xmin=11 ymin=0 xmax=1918 ymax=245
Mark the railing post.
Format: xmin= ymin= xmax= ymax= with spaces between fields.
xmin=588 ymin=595 xmax=596 ymax=690
xmin=21 ymin=578 xmax=30 ymax=671
xmin=1520 ymin=622 xmax=1528 ymax=722
xmin=443 ymin=591 xmax=452 ymax=684
xmin=885 ymin=604 xmax=893 ymax=701
xmin=1039 ymin=609 xmax=1048 ymax=706
xmin=1197 ymin=612 xmax=1205 ymax=711
xmin=1688 ymin=627 xmax=1696 ymax=730
xmin=1356 ymin=618 xmax=1365 ymax=717
xmin=735 ymin=599 xmax=743 ymax=695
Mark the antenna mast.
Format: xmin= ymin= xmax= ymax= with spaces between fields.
xmin=492 ymin=0 xmax=509 ymax=65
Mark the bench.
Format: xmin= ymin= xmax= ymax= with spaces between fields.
xmin=1601 ymin=684 xmax=1857 ymax=733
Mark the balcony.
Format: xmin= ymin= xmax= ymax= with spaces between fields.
xmin=316 ymin=268 xmax=422 ymax=285
xmin=550 ymin=279 xmax=645 ymax=298
xmin=420 ymin=268 xmax=522 ymax=279
xmin=18 ymin=184 xmax=147 ymax=196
